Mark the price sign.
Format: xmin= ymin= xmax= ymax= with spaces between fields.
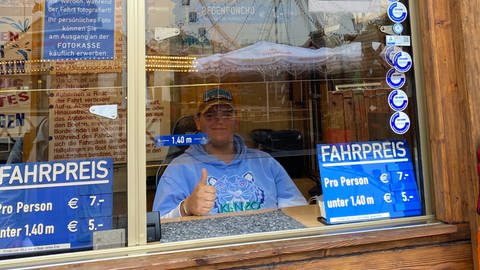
xmin=0 ymin=158 xmax=113 ymax=256
xmin=316 ymin=140 xmax=421 ymax=224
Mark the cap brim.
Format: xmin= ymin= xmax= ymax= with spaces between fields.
xmin=199 ymin=101 xmax=234 ymax=114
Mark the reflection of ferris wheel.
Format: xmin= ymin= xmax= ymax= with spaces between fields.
xmin=178 ymin=0 xmax=323 ymax=50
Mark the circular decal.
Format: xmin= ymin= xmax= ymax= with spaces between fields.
xmin=393 ymin=23 xmax=403 ymax=34
xmin=393 ymin=51 xmax=412 ymax=73
xmin=384 ymin=46 xmax=402 ymax=67
xmin=388 ymin=89 xmax=408 ymax=111
xmin=388 ymin=2 xmax=408 ymax=23
xmin=386 ymin=68 xmax=406 ymax=88
xmin=390 ymin=111 xmax=410 ymax=134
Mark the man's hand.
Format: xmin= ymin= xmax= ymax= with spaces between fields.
xmin=183 ymin=168 xmax=216 ymax=216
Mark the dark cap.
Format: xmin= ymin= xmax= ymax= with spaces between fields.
xmin=198 ymin=88 xmax=234 ymax=114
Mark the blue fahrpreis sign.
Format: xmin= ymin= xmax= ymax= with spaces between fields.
xmin=316 ymin=140 xmax=421 ymax=224
xmin=0 ymin=158 xmax=113 ymax=256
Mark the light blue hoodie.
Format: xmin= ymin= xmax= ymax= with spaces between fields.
xmin=152 ymin=134 xmax=307 ymax=218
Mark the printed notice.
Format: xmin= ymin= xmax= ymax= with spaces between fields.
xmin=43 ymin=0 xmax=116 ymax=60
xmin=48 ymin=75 xmax=126 ymax=162
xmin=48 ymin=75 xmax=169 ymax=163
xmin=316 ymin=140 xmax=421 ymax=224
xmin=48 ymin=89 xmax=126 ymax=162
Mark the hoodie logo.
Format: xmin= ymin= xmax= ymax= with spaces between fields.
xmin=208 ymin=172 xmax=265 ymax=213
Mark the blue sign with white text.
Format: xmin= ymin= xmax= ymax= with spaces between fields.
xmin=154 ymin=133 xmax=208 ymax=147
xmin=0 ymin=158 xmax=113 ymax=256
xmin=43 ymin=0 xmax=115 ymax=60
xmin=317 ymin=140 xmax=421 ymax=224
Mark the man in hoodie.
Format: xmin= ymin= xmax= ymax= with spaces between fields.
xmin=152 ymin=88 xmax=307 ymax=218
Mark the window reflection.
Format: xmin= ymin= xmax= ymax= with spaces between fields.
xmin=146 ymin=0 xmax=420 ymax=242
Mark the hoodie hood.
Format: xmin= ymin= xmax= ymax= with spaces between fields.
xmin=184 ymin=134 xmax=246 ymax=166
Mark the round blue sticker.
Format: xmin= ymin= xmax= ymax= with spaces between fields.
xmin=393 ymin=51 xmax=412 ymax=73
xmin=388 ymin=89 xmax=408 ymax=111
xmin=390 ymin=111 xmax=410 ymax=134
xmin=393 ymin=23 xmax=403 ymax=34
xmin=384 ymin=46 xmax=402 ymax=67
xmin=386 ymin=68 xmax=406 ymax=88
xmin=388 ymin=2 xmax=408 ymax=23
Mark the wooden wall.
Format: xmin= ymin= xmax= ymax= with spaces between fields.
xmin=35 ymin=224 xmax=472 ymax=269
xmin=458 ymin=0 xmax=480 ymax=266
xmin=418 ymin=0 xmax=472 ymax=223
xmin=418 ymin=0 xmax=480 ymax=267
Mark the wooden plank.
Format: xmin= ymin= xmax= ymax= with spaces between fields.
xmin=324 ymin=92 xmax=347 ymax=143
xmin=175 ymin=243 xmax=473 ymax=270
xmin=363 ymin=89 xmax=378 ymax=140
xmin=417 ymin=0 xmax=472 ymax=223
xmin=271 ymin=243 xmax=473 ymax=270
xmin=418 ymin=0 xmax=480 ymax=267
xmin=31 ymin=223 xmax=462 ymax=270
xmin=352 ymin=91 xmax=368 ymax=141
xmin=342 ymin=90 xmax=356 ymax=141
xmin=364 ymin=89 xmax=390 ymax=141
xmin=457 ymin=0 xmax=480 ymax=268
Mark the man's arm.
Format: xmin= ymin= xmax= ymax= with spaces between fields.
xmin=152 ymin=164 xmax=190 ymax=218
xmin=271 ymin=159 xmax=308 ymax=207
xmin=153 ymin=167 xmax=216 ymax=218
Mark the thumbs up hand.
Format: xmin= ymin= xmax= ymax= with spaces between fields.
xmin=182 ymin=168 xmax=216 ymax=216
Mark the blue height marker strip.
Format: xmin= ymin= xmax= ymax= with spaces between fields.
xmin=154 ymin=133 xmax=208 ymax=147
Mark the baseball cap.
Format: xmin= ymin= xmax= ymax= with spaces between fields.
xmin=198 ymin=88 xmax=234 ymax=114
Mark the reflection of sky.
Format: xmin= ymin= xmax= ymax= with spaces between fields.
xmin=308 ymin=0 xmax=385 ymax=13
xmin=165 ymin=0 xmax=388 ymax=49
xmin=145 ymin=0 xmax=392 ymax=52
xmin=171 ymin=0 xmax=311 ymax=47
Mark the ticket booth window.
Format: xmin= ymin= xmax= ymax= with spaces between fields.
xmin=146 ymin=0 xmax=424 ymax=242
xmin=0 ymin=0 xmax=427 ymax=263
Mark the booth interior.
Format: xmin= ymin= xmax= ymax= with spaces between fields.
xmin=144 ymin=8 xmax=415 ymax=217
xmin=145 ymin=62 xmax=412 ymax=212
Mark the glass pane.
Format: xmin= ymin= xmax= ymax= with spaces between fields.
xmin=0 ymin=0 xmax=127 ymax=258
xmin=146 ymin=0 xmax=423 ymax=242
